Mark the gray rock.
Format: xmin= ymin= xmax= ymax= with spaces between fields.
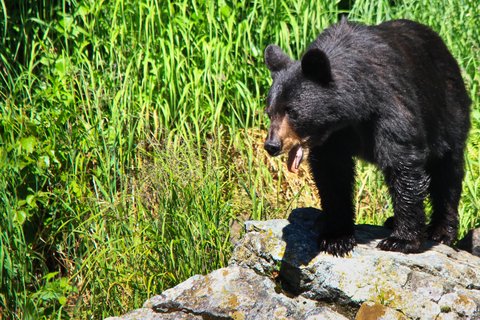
xmin=105 ymin=308 xmax=179 ymax=320
xmin=150 ymin=266 xmax=349 ymax=319
xmin=355 ymin=301 xmax=408 ymax=320
xmin=107 ymin=266 xmax=348 ymax=320
xmin=230 ymin=208 xmax=480 ymax=319
xmin=108 ymin=208 xmax=480 ymax=319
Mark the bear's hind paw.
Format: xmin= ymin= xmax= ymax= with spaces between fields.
xmin=377 ymin=236 xmax=422 ymax=253
xmin=428 ymin=224 xmax=457 ymax=246
xmin=318 ymin=235 xmax=356 ymax=257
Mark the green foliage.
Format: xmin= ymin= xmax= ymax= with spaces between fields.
xmin=0 ymin=0 xmax=478 ymax=319
xmin=28 ymin=272 xmax=77 ymax=319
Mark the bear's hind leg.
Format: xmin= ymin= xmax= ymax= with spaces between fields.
xmin=309 ymin=144 xmax=356 ymax=257
xmin=378 ymin=161 xmax=429 ymax=253
xmin=427 ymin=151 xmax=464 ymax=245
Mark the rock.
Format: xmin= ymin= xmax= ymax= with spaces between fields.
xmin=105 ymin=308 xmax=174 ymax=320
xmin=107 ymin=266 xmax=348 ymax=320
xmin=457 ymin=227 xmax=480 ymax=257
xmin=355 ymin=301 xmax=407 ymax=320
xmin=230 ymin=208 xmax=480 ymax=319
xmin=108 ymin=208 xmax=480 ymax=319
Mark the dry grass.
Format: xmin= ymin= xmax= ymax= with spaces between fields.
xmin=230 ymin=128 xmax=393 ymax=227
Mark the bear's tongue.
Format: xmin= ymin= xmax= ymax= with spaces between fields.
xmin=287 ymin=145 xmax=304 ymax=173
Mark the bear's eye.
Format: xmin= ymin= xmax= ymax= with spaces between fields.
xmin=286 ymin=107 xmax=298 ymax=120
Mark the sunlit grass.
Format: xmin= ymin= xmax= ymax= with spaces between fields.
xmin=0 ymin=0 xmax=478 ymax=318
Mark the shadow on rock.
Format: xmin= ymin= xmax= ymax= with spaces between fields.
xmin=279 ymin=207 xmax=393 ymax=295
xmin=457 ymin=227 xmax=480 ymax=257
xmin=279 ymin=207 xmax=322 ymax=295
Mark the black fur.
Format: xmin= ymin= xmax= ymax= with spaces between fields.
xmin=264 ymin=19 xmax=471 ymax=256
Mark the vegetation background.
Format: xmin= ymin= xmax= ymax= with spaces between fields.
xmin=0 ymin=0 xmax=478 ymax=318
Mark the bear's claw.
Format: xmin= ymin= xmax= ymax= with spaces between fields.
xmin=318 ymin=234 xmax=356 ymax=257
xmin=428 ymin=224 xmax=457 ymax=245
xmin=377 ymin=236 xmax=422 ymax=253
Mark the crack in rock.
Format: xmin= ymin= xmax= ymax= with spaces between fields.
xmin=153 ymin=300 xmax=232 ymax=320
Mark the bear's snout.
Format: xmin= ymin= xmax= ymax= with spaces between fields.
xmin=264 ymin=139 xmax=282 ymax=156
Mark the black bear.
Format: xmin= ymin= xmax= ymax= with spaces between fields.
xmin=263 ymin=18 xmax=471 ymax=256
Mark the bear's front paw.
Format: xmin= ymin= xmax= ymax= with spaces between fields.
xmin=318 ymin=234 xmax=356 ymax=257
xmin=377 ymin=236 xmax=422 ymax=253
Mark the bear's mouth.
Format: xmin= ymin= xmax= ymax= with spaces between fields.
xmin=287 ymin=144 xmax=304 ymax=173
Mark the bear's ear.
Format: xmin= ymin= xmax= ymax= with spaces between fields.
xmin=265 ymin=44 xmax=291 ymax=72
xmin=301 ymin=48 xmax=332 ymax=85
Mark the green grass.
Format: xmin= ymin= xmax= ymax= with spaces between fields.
xmin=0 ymin=0 xmax=478 ymax=318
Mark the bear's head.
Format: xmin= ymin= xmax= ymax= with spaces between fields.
xmin=263 ymin=44 xmax=342 ymax=173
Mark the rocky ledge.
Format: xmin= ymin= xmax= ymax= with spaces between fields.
xmin=107 ymin=208 xmax=480 ymax=319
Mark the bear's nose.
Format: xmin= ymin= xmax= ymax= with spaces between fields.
xmin=264 ymin=140 xmax=282 ymax=156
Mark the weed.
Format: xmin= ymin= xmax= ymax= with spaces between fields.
xmin=0 ymin=0 xmax=478 ymax=318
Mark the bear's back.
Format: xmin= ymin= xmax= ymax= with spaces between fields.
xmin=310 ymin=19 xmax=470 ymax=153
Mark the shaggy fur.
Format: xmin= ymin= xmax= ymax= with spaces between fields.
xmin=264 ymin=19 xmax=471 ymax=256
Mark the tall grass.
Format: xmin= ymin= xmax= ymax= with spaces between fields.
xmin=0 ymin=0 xmax=478 ymax=318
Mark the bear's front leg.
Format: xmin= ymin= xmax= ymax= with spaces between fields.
xmin=378 ymin=162 xmax=430 ymax=253
xmin=309 ymin=144 xmax=356 ymax=257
